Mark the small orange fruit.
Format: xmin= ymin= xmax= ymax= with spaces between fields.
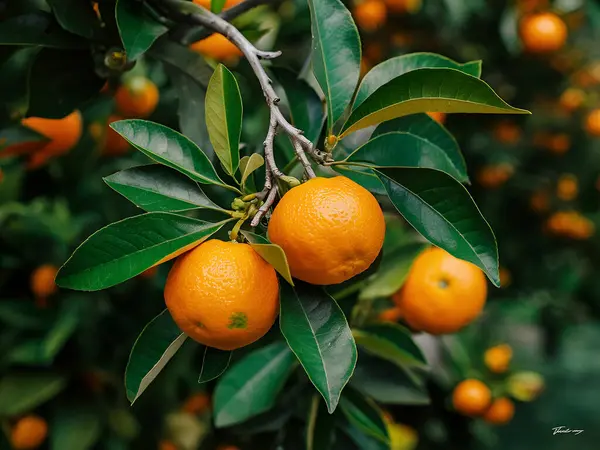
xmin=530 ymin=190 xmax=550 ymax=213
xmin=452 ymin=379 xmax=492 ymax=416
xmin=139 ymin=266 xmax=159 ymax=279
xmin=182 ymin=392 xmax=211 ymax=415
xmin=499 ymin=267 xmax=512 ymax=288
xmin=546 ymin=133 xmax=570 ymax=154
xmin=165 ymin=240 xmax=279 ymax=350
xmin=159 ymin=440 xmax=178 ymax=450
xmin=115 ymin=77 xmax=159 ymax=118
xmin=31 ymin=264 xmax=58 ymax=300
xmin=354 ymin=0 xmax=387 ymax=32
xmin=10 ymin=415 xmax=48 ymax=450
xmin=103 ymin=115 xmax=131 ymax=156
xmin=378 ymin=307 xmax=403 ymax=322
xmin=520 ymin=12 xmax=567 ymax=53
xmin=484 ymin=344 xmax=513 ymax=373
xmin=426 ymin=111 xmax=446 ymax=124
xmin=559 ymin=87 xmax=585 ymax=112
xmin=384 ymin=0 xmax=422 ymax=13
xmin=193 ymin=0 xmax=243 ymax=10
xmin=268 ymin=177 xmax=385 ymax=285
xmin=360 ymin=57 xmax=373 ymax=78
xmin=392 ymin=248 xmax=487 ymax=334
xmin=483 ymin=397 xmax=515 ymax=425
xmin=585 ymin=109 xmax=600 ymax=136
xmin=190 ymin=33 xmax=243 ymax=63
xmin=493 ymin=121 xmax=521 ymax=144
xmin=556 ymin=174 xmax=578 ymax=201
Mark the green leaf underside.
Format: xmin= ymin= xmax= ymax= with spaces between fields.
xmin=56 ymin=213 xmax=228 ymax=291
xmin=375 ymin=168 xmax=500 ymax=285
xmin=345 ymin=132 xmax=466 ymax=182
xmin=110 ymin=120 xmax=230 ymax=189
xmin=116 ymin=0 xmax=169 ymax=61
xmin=0 ymin=13 xmax=84 ymax=48
xmin=198 ymin=347 xmax=232 ymax=383
xmin=0 ymin=374 xmax=66 ymax=417
xmin=354 ymin=53 xmax=482 ymax=108
xmin=308 ymin=0 xmax=361 ymax=131
xmin=206 ymin=65 xmax=242 ymax=176
xmin=213 ymin=341 xmax=295 ymax=427
xmin=340 ymin=388 xmax=389 ymax=444
xmin=372 ymin=113 xmax=468 ymax=182
xmin=279 ymin=282 xmax=357 ymax=413
xmin=341 ymin=68 xmax=530 ymax=137
xmin=125 ymin=310 xmax=186 ymax=404
xmin=240 ymin=230 xmax=294 ymax=285
xmin=104 ymin=165 xmax=223 ymax=213
xmin=47 ymin=0 xmax=100 ymax=40
xmin=239 ymin=154 xmax=264 ymax=187
xmin=307 ymin=395 xmax=336 ymax=450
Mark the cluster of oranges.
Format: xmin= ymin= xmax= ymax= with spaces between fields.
xmin=9 ymin=415 xmax=48 ymax=450
xmin=476 ymin=164 xmax=515 ymax=189
xmin=545 ymin=210 xmax=595 ymax=239
xmin=353 ymin=0 xmax=422 ymax=32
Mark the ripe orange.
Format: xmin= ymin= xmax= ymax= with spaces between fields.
xmin=556 ymin=174 xmax=578 ymax=201
xmin=585 ymin=109 xmax=600 ymax=136
xmin=115 ymin=77 xmax=159 ymax=119
xmin=31 ymin=264 xmax=58 ymax=300
xmin=493 ymin=121 xmax=521 ymax=144
xmin=159 ymin=441 xmax=178 ymax=450
xmin=546 ymin=133 xmax=570 ymax=154
xmin=103 ymin=115 xmax=131 ymax=156
xmin=165 ymin=240 xmax=279 ymax=350
xmin=483 ymin=397 xmax=515 ymax=425
xmin=559 ymin=87 xmax=585 ymax=112
xmin=392 ymin=248 xmax=487 ymax=334
xmin=194 ymin=0 xmax=243 ymax=10
xmin=499 ymin=267 xmax=512 ymax=288
xmin=10 ymin=415 xmax=48 ymax=450
xmin=384 ymin=0 xmax=422 ymax=13
xmin=452 ymin=379 xmax=492 ymax=416
xmin=530 ymin=190 xmax=550 ymax=213
xmin=190 ymin=33 xmax=243 ymax=63
xmin=520 ymin=12 xmax=567 ymax=53
xmin=476 ymin=164 xmax=514 ymax=189
xmin=268 ymin=176 xmax=385 ymax=285
xmin=484 ymin=344 xmax=512 ymax=373
xmin=426 ymin=111 xmax=446 ymax=124
xmin=182 ymin=392 xmax=211 ymax=415
xmin=546 ymin=211 xmax=594 ymax=239
xmin=378 ymin=307 xmax=403 ymax=322
xmin=354 ymin=0 xmax=387 ymax=32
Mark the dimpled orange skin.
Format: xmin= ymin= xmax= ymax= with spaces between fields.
xmin=165 ymin=240 xmax=279 ymax=351
xmin=354 ymin=0 xmax=387 ymax=32
xmin=520 ymin=13 xmax=567 ymax=53
xmin=483 ymin=397 xmax=515 ymax=425
xmin=452 ymin=379 xmax=492 ymax=417
xmin=190 ymin=33 xmax=243 ymax=62
xmin=115 ymin=77 xmax=159 ymax=118
xmin=268 ymin=177 xmax=385 ymax=285
xmin=10 ymin=415 xmax=48 ymax=450
xmin=585 ymin=109 xmax=600 ymax=136
xmin=393 ymin=247 xmax=487 ymax=334
xmin=31 ymin=264 xmax=58 ymax=299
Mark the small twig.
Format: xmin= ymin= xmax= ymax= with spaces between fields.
xmin=264 ymin=113 xmax=285 ymax=180
xmin=251 ymin=184 xmax=278 ymax=227
xmin=292 ymin=140 xmax=316 ymax=179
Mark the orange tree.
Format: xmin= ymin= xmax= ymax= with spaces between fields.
xmin=0 ymin=0 xmax=540 ymax=448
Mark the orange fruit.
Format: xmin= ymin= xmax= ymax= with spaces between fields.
xmin=159 ymin=441 xmax=178 ymax=450
xmin=165 ymin=240 xmax=279 ymax=350
xmin=556 ymin=174 xmax=578 ymax=201
xmin=520 ymin=12 xmax=567 ymax=53
xmin=559 ymin=87 xmax=585 ymax=112
xmin=378 ymin=307 xmax=403 ymax=322
xmin=452 ymin=379 xmax=492 ymax=416
xmin=384 ymin=0 xmax=422 ymax=13
xmin=268 ymin=176 xmax=385 ymax=285
xmin=354 ymin=0 xmax=387 ymax=32
xmin=360 ymin=57 xmax=373 ymax=78
xmin=546 ymin=133 xmax=570 ymax=154
xmin=392 ymin=248 xmax=487 ymax=334
xmin=103 ymin=115 xmax=131 ymax=156
xmin=182 ymin=392 xmax=211 ymax=415
xmin=190 ymin=33 xmax=243 ymax=63
xmin=483 ymin=397 xmax=515 ymax=425
xmin=476 ymin=164 xmax=514 ymax=189
xmin=493 ymin=121 xmax=521 ymax=144
xmin=426 ymin=111 xmax=446 ymax=124
xmin=484 ymin=344 xmax=513 ymax=373
xmin=30 ymin=264 xmax=58 ymax=300
xmin=530 ymin=190 xmax=549 ymax=213
xmin=10 ymin=415 xmax=48 ymax=450
xmin=585 ymin=109 xmax=600 ymax=136
xmin=115 ymin=77 xmax=159 ymax=118
xmin=193 ymin=0 xmax=243 ymax=10
xmin=217 ymin=446 xmax=241 ymax=450
xmin=139 ymin=266 xmax=159 ymax=279
xmin=499 ymin=267 xmax=512 ymax=288
xmin=546 ymin=211 xmax=594 ymax=239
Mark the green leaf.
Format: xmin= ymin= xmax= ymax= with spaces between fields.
xmin=344 ymin=132 xmax=466 ymax=182
xmin=307 ymin=395 xmax=336 ymax=450
xmin=354 ymin=52 xmax=482 ymax=108
xmin=0 ymin=13 xmax=85 ymax=48
xmin=353 ymin=323 xmax=427 ymax=371
xmin=104 ymin=165 xmax=224 ymax=213
xmin=239 ymin=154 xmax=265 ymax=187
xmin=373 ymin=113 xmax=468 ymax=183
xmin=211 ymin=0 xmax=227 ymax=13
xmin=279 ymin=282 xmax=357 ymax=413
xmin=340 ymin=388 xmax=389 ymax=444
xmin=149 ymin=38 xmax=213 ymax=87
xmin=125 ymin=310 xmax=187 ymax=404
xmin=28 ymin=48 xmax=104 ymax=118
xmin=206 ymin=65 xmax=243 ymax=177
xmin=0 ymin=45 xmax=38 ymax=114
xmin=56 ymin=213 xmax=229 ymax=291
xmin=110 ymin=120 xmax=234 ymax=191
xmin=51 ymin=404 xmax=102 ymax=450
xmin=116 ymin=0 xmax=169 ymax=61
xmin=47 ymin=0 xmax=101 ymax=39
xmin=307 ymin=0 xmax=361 ymax=132
xmin=333 ymin=166 xmax=386 ymax=196
xmin=341 ymin=68 xmax=529 ymax=137
xmin=339 ymin=419 xmax=388 ymax=450
xmin=0 ymin=373 xmax=66 ymax=417
xmin=198 ymin=347 xmax=232 ymax=383
xmin=241 ymin=230 xmax=294 ymax=286
xmin=0 ymin=124 xmax=47 ymax=151
xmin=375 ymin=168 xmax=499 ymax=286
xmin=213 ymin=341 xmax=295 ymax=427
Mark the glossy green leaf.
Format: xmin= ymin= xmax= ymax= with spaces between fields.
xmin=307 ymin=0 xmax=361 ymax=132
xmin=56 ymin=213 xmax=229 ymax=291
xmin=341 ymin=68 xmax=529 ymax=137
xmin=373 ymin=113 xmax=468 ymax=183
xmin=0 ymin=13 xmax=85 ymax=48
xmin=279 ymin=282 xmax=357 ymax=413
xmin=116 ymin=0 xmax=169 ymax=61
xmin=0 ymin=373 xmax=66 ymax=417
xmin=47 ymin=0 xmax=101 ymax=39
xmin=51 ymin=404 xmax=102 ymax=450
xmin=110 ymin=120 xmax=234 ymax=191
xmin=333 ymin=166 xmax=386 ymax=196
xmin=104 ymin=165 xmax=224 ymax=213
xmin=149 ymin=38 xmax=213 ymax=87
xmin=213 ymin=341 xmax=295 ymax=427
xmin=375 ymin=168 xmax=499 ymax=286
xmin=339 ymin=419 xmax=388 ymax=450
xmin=239 ymin=154 xmax=265 ymax=187
xmin=125 ymin=310 xmax=187 ymax=404
xmin=211 ymin=0 xmax=227 ymax=13
xmin=344 ymin=132 xmax=466 ymax=182
xmin=307 ymin=395 xmax=336 ymax=450
xmin=354 ymin=52 xmax=482 ymax=108
xmin=340 ymin=388 xmax=389 ymax=444
xmin=206 ymin=65 xmax=242 ymax=176
xmin=198 ymin=347 xmax=232 ymax=383
xmin=241 ymin=230 xmax=294 ymax=285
